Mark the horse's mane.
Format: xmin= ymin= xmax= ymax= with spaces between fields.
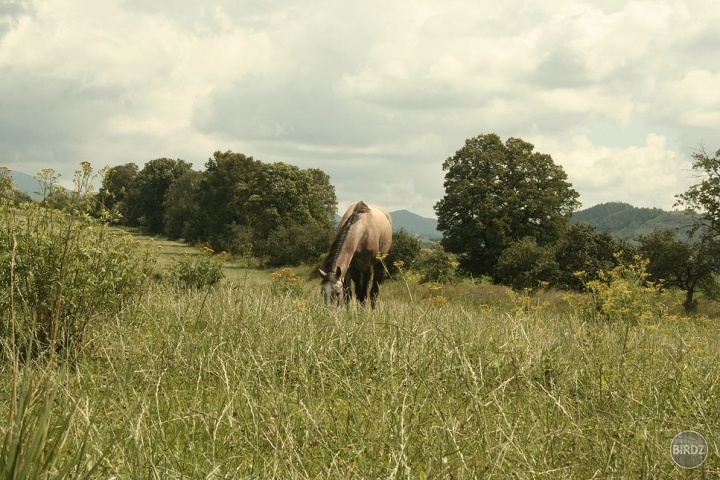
xmin=323 ymin=201 xmax=371 ymax=273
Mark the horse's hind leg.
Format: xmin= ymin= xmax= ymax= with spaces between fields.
xmin=370 ymin=262 xmax=385 ymax=308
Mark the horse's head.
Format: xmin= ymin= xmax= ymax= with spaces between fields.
xmin=319 ymin=266 xmax=343 ymax=305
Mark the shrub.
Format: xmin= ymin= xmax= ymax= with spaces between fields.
xmin=412 ymin=244 xmax=459 ymax=284
xmin=0 ymin=164 xmax=158 ymax=361
xmin=495 ymin=237 xmax=559 ymax=290
xmin=270 ymin=267 xmax=304 ymax=297
xmin=168 ymin=247 xmax=226 ymax=290
xmin=579 ymin=254 xmax=663 ymax=324
xmin=387 ymin=229 xmax=422 ymax=276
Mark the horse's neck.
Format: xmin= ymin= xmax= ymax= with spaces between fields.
xmin=333 ymin=228 xmax=364 ymax=278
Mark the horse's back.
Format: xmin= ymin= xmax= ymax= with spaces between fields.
xmin=340 ymin=201 xmax=392 ymax=255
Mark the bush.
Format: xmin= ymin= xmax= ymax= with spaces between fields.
xmin=270 ymin=267 xmax=304 ymax=296
xmin=262 ymin=221 xmax=331 ymax=267
xmin=495 ymin=237 xmax=559 ymax=290
xmin=168 ymin=247 xmax=226 ymax=290
xmin=579 ymin=254 xmax=663 ymax=324
xmin=0 ymin=164 xmax=158 ymax=361
xmin=412 ymin=244 xmax=459 ymax=284
xmin=387 ymin=229 xmax=422 ymax=276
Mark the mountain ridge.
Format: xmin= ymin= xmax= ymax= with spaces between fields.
xmin=570 ymin=201 xmax=696 ymax=240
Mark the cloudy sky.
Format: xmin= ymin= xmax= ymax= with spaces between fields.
xmin=1 ymin=0 xmax=719 ymax=217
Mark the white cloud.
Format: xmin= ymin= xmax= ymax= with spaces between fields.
xmin=0 ymin=0 xmax=718 ymax=217
xmin=539 ymin=133 xmax=694 ymax=210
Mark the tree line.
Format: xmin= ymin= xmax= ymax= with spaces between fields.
xmin=98 ymin=151 xmax=337 ymax=266
xmin=3 ymin=135 xmax=720 ymax=312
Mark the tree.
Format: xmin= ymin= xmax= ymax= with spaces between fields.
xmin=495 ymin=237 xmax=559 ymax=290
xmin=638 ymin=229 xmax=720 ymax=312
xmin=98 ymin=163 xmax=138 ymax=220
xmin=239 ymin=162 xmax=336 ymax=263
xmin=554 ymin=223 xmax=624 ymax=291
xmin=188 ymin=151 xmax=262 ymax=251
xmin=675 ymin=146 xmax=720 ymax=236
xmin=125 ymin=158 xmax=192 ymax=234
xmin=387 ymin=229 xmax=423 ymax=275
xmin=163 ymin=170 xmax=203 ymax=240
xmin=435 ymin=134 xmax=580 ymax=279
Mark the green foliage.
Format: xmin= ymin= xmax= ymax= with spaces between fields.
xmin=435 ymin=133 xmax=579 ymax=278
xmin=162 ymin=170 xmax=203 ymax=240
xmin=168 ymin=247 xmax=226 ymax=290
xmin=270 ymin=267 xmax=304 ymax=296
xmin=554 ymin=222 xmax=624 ymax=291
xmin=495 ymin=237 xmax=559 ymax=290
xmin=675 ymin=146 xmax=720 ymax=236
xmin=240 ymin=162 xmax=336 ymax=264
xmin=97 ymin=163 xmax=138 ymax=221
xmin=638 ymin=229 xmax=720 ymax=312
xmin=92 ymin=151 xmax=337 ymax=267
xmin=0 ymin=164 xmax=158 ymax=360
xmin=174 ymin=152 xmax=336 ymax=266
xmin=263 ymin=221 xmax=330 ymax=267
xmin=124 ymin=158 xmax=192 ymax=234
xmin=412 ymin=244 xmax=459 ymax=284
xmin=387 ymin=228 xmax=423 ymax=275
xmin=579 ymin=254 xmax=662 ymax=324
xmin=187 ymin=151 xmax=262 ymax=250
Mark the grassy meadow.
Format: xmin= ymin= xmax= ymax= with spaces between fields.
xmin=2 ymin=231 xmax=719 ymax=478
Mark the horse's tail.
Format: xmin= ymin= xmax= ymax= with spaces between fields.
xmin=346 ymin=201 xmax=371 ymax=226
xmin=354 ymin=201 xmax=371 ymax=214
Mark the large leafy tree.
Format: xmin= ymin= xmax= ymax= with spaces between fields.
xmin=239 ymin=162 xmax=336 ymax=263
xmin=125 ymin=158 xmax=192 ymax=234
xmin=98 ymin=163 xmax=138 ymax=220
xmin=435 ymin=133 xmax=580 ymax=278
xmin=188 ymin=151 xmax=262 ymax=251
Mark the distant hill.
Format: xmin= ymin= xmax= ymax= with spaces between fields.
xmin=571 ymin=202 xmax=697 ymax=240
xmin=390 ymin=210 xmax=441 ymax=239
xmin=6 ymin=170 xmax=44 ymax=200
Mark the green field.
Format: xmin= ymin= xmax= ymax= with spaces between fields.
xmin=2 ymin=233 xmax=719 ymax=478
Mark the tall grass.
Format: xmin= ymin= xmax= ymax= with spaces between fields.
xmin=0 ymin=174 xmax=718 ymax=477
xmin=10 ymin=276 xmax=711 ymax=478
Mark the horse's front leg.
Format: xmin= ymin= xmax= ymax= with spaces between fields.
xmin=351 ymin=269 xmax=368 ymax=304
xmin=342 ymin=275 xmax=353 ymax=305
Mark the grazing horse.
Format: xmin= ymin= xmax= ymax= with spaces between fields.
xmin=319 ymin=201 xmax=392 ymax=307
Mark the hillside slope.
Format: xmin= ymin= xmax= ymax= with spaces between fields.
xmin=571 ymin=202 xmax=696 ymax=240
xmin=6 ymin=170 xmax=44 ymax=200
xmin=390 ymin=210 xmax=440 ymax=239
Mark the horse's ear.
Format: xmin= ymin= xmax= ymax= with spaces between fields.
xmin=335 ymin=266 xmax=341 ymax=277
xmin=318 ymin=269 xmax=327 ymax=279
